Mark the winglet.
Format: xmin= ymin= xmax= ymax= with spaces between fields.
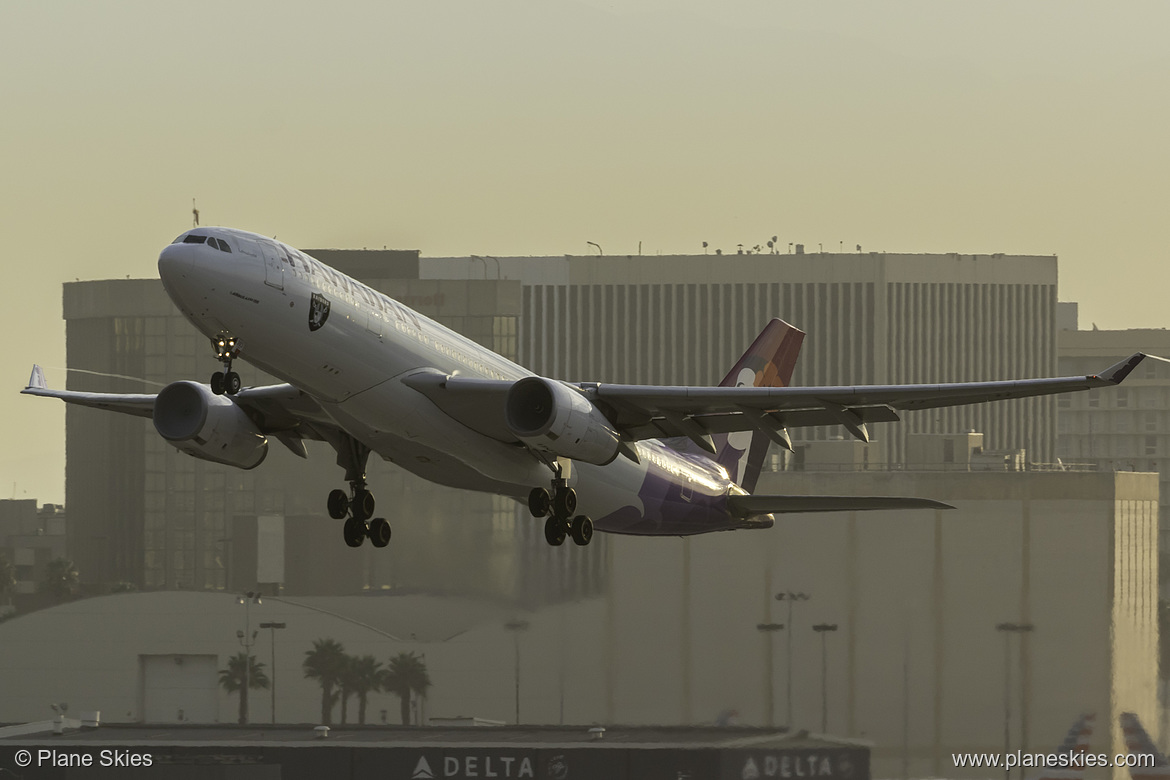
xmin=27 ymin=364 xmax=47 ymax=391
xmin=1097 ymin=353 xmax=1148 ymax=385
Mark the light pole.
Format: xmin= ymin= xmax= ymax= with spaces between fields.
xmin=776 ymin=591 xmax=811 ymax=728
xmin=504 ymin=620 xmax=529 ymax=724
xmin=235 ymin=591 xmax=261 ymax=724
xmin=259 ymin=621 xmax=286 ymax=724
xmin=470 ymin=255 xmax=488 ymax=279
xmin=812 ymin=623 xmax=838 ymax=733
xmin=996 ymin=622 xmax=1034 ymax=780
xmin=757 ymin=622 xmax=785 ymax=727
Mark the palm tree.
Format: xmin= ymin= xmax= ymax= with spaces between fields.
xmin=43 ymin=558 xmax=78 ymax=601
xmin=303 ymin=638 xmax=347 ymax=726
xmin=349 ymin=655 xmax=384 ymax=725
xmin=381 ymin=652 xmax=431 ymax=725
xmin=337 ymin=654 xmax=355 ymax=726
xmin=219 ymin=652 xmax=269 ymax=725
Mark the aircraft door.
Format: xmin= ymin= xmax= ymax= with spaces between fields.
xmin=366 ymin=308 xmax=384 ymax=339
xmin=260 ymin=242 xmax=284 ymax=290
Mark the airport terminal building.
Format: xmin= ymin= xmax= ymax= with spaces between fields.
xmin=0 ymin=468 xmax=1155 ymax=780
xmin=17 ymin=248 xmax=1160 ymax=778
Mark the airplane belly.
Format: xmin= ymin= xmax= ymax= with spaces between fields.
xmin=327 ymin=378 xmax=549 ymax=488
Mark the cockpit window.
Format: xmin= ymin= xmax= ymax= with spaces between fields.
xmin=209 ymin=237 xmax=232 ymax=253
xmin=183 ymin=234 xmax=207 ymax=244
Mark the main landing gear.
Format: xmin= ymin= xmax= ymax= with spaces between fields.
xmin=528 ymin=471 xmax=593 ymax=547
xmin=210 ymin=334 xmax=242 ymax=396
xmin=327 ymin=436 xmax=391 ymax=549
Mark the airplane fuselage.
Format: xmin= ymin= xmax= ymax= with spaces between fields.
xmin=158 ymin=228 xmax=748 ymax=536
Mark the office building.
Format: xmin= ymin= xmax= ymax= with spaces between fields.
xmin=1056 ymin=305 xmax=1170 ymax=584
xmin=424 ymin=251 xmax=1060 ymax=464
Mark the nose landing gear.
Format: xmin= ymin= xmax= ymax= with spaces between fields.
xmin=529 ymin=468 xmax=593 ymax=547
xmin=210 ymin=334 xmax=242 ymax=396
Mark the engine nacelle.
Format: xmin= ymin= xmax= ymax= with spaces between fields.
xmin=505 ymin=377 xmax=620 ymax=465
xmin=153 ymin=381 xmax=268 ymax=470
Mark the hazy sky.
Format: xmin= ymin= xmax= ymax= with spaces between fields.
xmin=3 ymin=1 xmax=1169 ymax=503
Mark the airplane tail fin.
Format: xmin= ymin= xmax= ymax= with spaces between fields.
xmin=712 ymin=319 xmax=805 ymax=492
xmin=1024 ymin=713 xmax=1096 ymax=780
xmin=717 ymin=318 xmax=805 ymax=389
xmin=1120 ymin=712 xmax=1169 ymax=778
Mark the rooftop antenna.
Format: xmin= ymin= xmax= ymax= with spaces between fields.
xmin=192 ymin=199 xmax=200 ymax=228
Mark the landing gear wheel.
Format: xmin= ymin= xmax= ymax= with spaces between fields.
xmin=210 ymin=334 xmax=241 ymax=394
xmin=544 ymin=516 xmax=567 ymax=546
xmin=352 ymin=490 xmax=375 ymax=521
xmin=343 ymin=518 xmax=366 ymax=547
xmin=570 ymin=515 xmax=594 ymax=546
xmin=552 ymin=487 xmax=577 ymax=518
xmin=327 ymin=489 xmax=349 ymax=520
xmin=528 ymin=488 xmax=551 ymax=518
xmin=368 ymin=518 xmax=391 ymax=548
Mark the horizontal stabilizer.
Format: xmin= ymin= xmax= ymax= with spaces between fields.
xmin=728 ymin=494 xmax=953 ymax=518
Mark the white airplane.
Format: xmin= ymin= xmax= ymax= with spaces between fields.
xmin=23 ymin=227 xmax=1149 ymax=549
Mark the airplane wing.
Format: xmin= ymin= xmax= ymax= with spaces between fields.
xmin=592 ymin=353 xmax=1147 ymax=443
xmin=21 ymin=365 xmax=334 ymax=453
xmin=406 ymin=354 xmax=1149 ymax=446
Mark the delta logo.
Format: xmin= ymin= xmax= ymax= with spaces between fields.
xmin=410 ymin=754 xmax=537 ymax=779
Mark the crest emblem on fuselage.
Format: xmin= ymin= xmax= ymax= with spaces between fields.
xmin=309 ymin=293 xmax=331 ymax=332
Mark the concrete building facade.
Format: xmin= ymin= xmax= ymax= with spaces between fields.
xmin=0 ymin=499 xmax=66 ymax=603
xmin=424 ymin=251 xmax=1060 ymax=464
xmin=1056 ymin=309 xmax=1170 ymax=584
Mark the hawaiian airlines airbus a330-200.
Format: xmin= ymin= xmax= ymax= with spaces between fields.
xmin=23 ymin=228 xmax=1151 ymax=549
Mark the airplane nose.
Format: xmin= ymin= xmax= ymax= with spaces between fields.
xmin=157 ymin=243 xmax=192 ymax=280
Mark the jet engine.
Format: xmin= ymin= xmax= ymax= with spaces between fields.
xmin=505 ymin=377 xmax=621 ymax=465
xmin=153 ymin=381 xmax=268 ymax=469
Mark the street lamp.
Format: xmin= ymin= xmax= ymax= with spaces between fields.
xmin=996 ymin=622 xmax=1034 ymax=780
xmin=470 ymin=254 xmax=489 ymax=279
xmin=504 ymin=620 xmax=530 ymax=724
xmin=259 ymin=621 xmax=286 ymax=724
xmin=812 ymin=623 xmax=838 ymax=733
xmin=235 ymin=591 xmax=262 ymax=724
xmin=776 ymin=591 xmax=811 ymax=728
xmin=756 ymin=622 xmax=785 ymax=727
